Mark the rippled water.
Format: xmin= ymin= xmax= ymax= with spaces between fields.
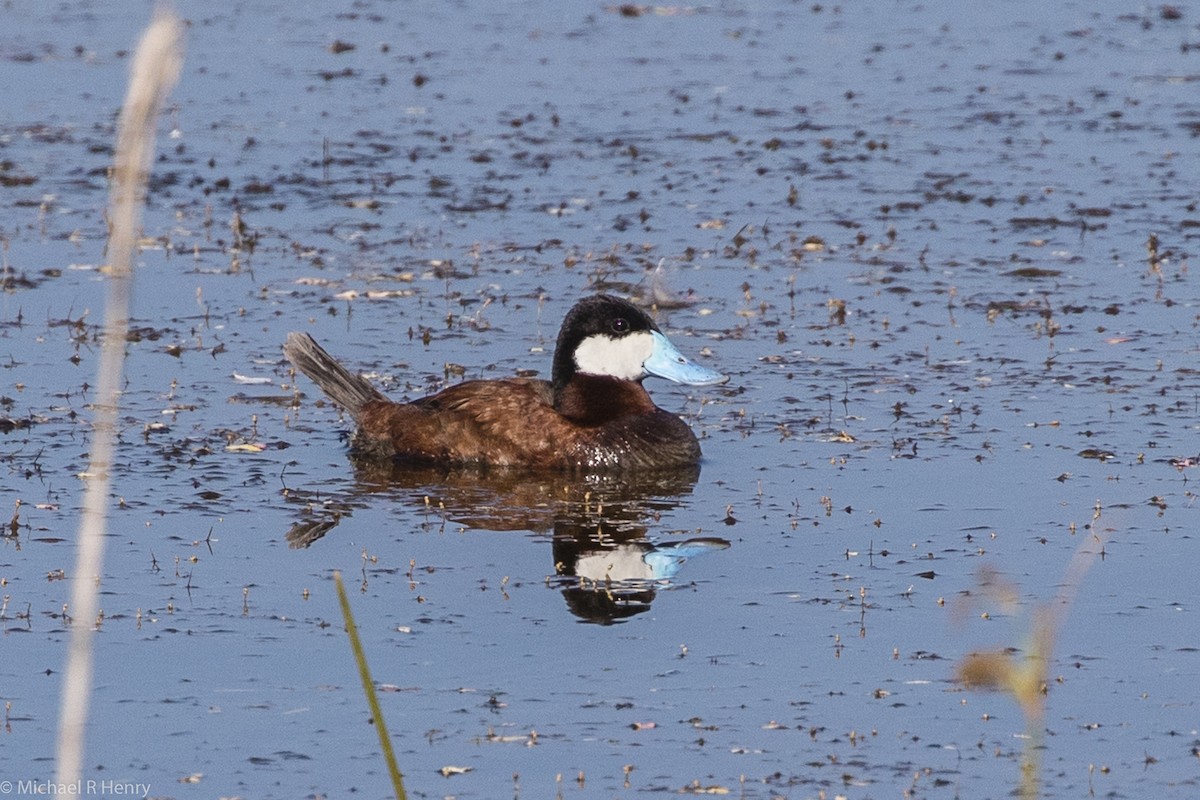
xmin=2 ymin=1 xmax=1198 ymax=798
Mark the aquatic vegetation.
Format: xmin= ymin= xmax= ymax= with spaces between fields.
xmin=957 ymin=511 xmax=1107 ymax=800
xmin=334 ymin=571 xmax=408 ymax=800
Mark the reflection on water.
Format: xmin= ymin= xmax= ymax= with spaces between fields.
xmin=284 ymin=460 xmax=729 ymax=624
xmin=553 ymin=521 xmax=729 ymax=624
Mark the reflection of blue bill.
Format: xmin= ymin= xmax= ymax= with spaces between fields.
xmin=643 ymin=537 xmax=731 ymax=579
xmin=576 ymin=537 xmax=730 ymax=583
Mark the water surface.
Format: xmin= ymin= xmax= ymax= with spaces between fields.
xmin=1 ymin=2 xmax=1197 ymax=798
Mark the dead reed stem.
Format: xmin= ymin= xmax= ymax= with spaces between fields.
xmin=956 ymin=526 xmax=1107 ymax=800
xmin=54 ymin=10 xmax=183 ymax=793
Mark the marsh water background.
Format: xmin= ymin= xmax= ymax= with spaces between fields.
xmin=1 ymin=1 xmax=1198 ymax=797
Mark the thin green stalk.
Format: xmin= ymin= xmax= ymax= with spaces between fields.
xmin=334 ymin=571 xmax=408 ymax=800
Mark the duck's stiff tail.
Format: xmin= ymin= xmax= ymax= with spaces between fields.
xmin=284 ymin=332 xmax=388 ymax=421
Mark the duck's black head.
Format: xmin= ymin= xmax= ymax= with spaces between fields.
xmin=550 ymin=295 xmax=727 ymax=392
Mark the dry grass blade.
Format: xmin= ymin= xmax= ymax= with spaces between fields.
xmin=54 ymin=10 xmax=184 ymax=794
xmin=955 ymin=528 xmax=1105 ymax=800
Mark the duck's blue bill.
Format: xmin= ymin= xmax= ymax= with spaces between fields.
xmin=644 ymin=331 xmax=729 ymax=386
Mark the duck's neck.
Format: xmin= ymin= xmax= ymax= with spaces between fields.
xmin=554 ymin=374 xmax=657 ymax=425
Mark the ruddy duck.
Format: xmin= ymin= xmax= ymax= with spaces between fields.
xmin=284 ymin=294 xmax=727 ymax=470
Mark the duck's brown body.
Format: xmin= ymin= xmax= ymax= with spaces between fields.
xmin=353 ymin=374 xmax=699 ymax=470
xmin=284 ymin=296 xmax=724 ymax=472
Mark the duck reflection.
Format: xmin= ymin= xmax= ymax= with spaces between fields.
xmin=553 ymin=514 xmax=729 ymax=624
xmin=284 ymin=459 xmax=729 ymax=624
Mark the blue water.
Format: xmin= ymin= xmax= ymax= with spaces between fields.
xmin=1 ymin=1 xmax=1198 ymax=797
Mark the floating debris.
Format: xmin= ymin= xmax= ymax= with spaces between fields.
xmin=231 ymin=373 xmax=272 ymax=385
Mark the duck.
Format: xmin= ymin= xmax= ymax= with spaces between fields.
xmin=283 ymin=294 xmax=727 ymax=471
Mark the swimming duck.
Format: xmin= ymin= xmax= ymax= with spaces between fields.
xmin=284 ymin=294 xmax=727 ymax=470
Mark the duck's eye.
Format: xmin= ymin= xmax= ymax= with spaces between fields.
xmin=610 ymin=317 xmax=629 ymax=333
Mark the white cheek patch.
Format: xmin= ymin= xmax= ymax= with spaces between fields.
xmin=573 ymin=331 xmax=654 ymax=380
